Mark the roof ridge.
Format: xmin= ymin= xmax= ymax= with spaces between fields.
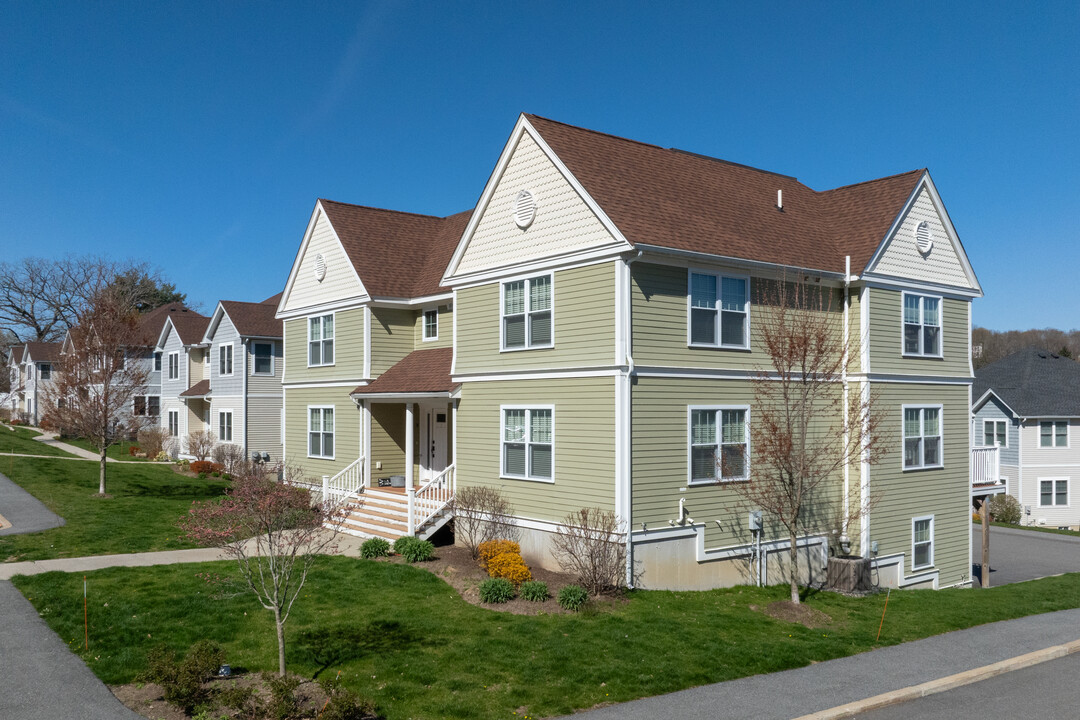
xmin=667 ymin=148 xmax=799 ymax=181
xmin=524 ymin=113 xmax=666 ymax=152
xmin=820 ymin=168 xmax=925 ymax=194
xmin=318 ymin=198 xmax=447 ymax=221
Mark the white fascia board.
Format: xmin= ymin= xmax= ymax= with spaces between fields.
xmin=276 ymin=201 xmax=371 ymax=319
xmin=351 ymin=391 xmax=453 ymax=401
xmin=635 ymin=243 xmax=847 ymax=282
xmin=201 ymin=302 xmax=228 ymax=344
xmin=859 ymin=274 xmax=981 ymax=299
xmin=449 ymin=248 xmax=626 ymax=290
xmin=441 ymin=114 xmax=634 ymax=285
xmin=972 ymin=388 xmax=1020 ymax=419
xmin=275 ymin=296 xmax=370 ymax=321
xmin=922 ymin=172 xmax=982 ymax=294
xmin=155 ymin=317 xmax=176 ymax=352
xmin=368 ymin=292 xmax=453 ymax=308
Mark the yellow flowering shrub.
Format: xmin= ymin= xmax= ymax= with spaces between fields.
xmin=486 ymin=551 xmax=532 ymax=586
xmin=477 ymin=539 xmax=521 ymax=570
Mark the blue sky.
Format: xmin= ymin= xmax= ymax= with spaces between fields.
xmin=1 ymin=1 xmax=1077 ymax=330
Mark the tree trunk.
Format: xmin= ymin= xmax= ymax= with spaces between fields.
xmin=99 ymin=449 xmax=107 ymax=495
xmin=789 ymin=528 xmax=800 ymax=604
xmin=274 ymin=606 xmax=286 ymax=676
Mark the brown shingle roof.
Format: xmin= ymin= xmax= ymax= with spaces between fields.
xmin=524 ymin=114 xmax=923 ymax=274
xmin=351 ymin=347 xmax=456 ymax=396
xmin=24 ymin=341 xmax=61 ymax=364
xmin=220 ymin=301 xmax=283 ymax=339
xmin=260 ymin=292 xmax=283 ymax=306
xmin=319 ymin=200 xmax=472 ymax=298
xmin=10 ymin=346 xmax=24 ymax=364
xmin=168 ymin=312 xmax=210 ymax=346
xmin=179 ymin=379 xmax=211 ymax=398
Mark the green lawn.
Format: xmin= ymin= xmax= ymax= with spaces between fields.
xmin=0 ymin=457 xmax=229 ymax=562
xmin=973 ymin=519 xmax=1080 ymax=538
xmin=59 ymin=436 xmax=160 ymax=462
xmin=14 ymin=559 xmax=1080 ymax=720
xmin=0 ymin=425 xmax=76 ymax=458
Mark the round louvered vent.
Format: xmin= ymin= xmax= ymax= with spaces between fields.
xmin=915 ymin=221 xmax=933 ymax=254
xmin=514 ymin=190 xmax=536 ymax=229
xmin=314 ymin=253 xmax=327 ymax=281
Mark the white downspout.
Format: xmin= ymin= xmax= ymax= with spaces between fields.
xmin=241 ymin=338 xmax=249 ymax=456
xmin=623 ymin=250 xmax=643 ymax=589
xmin=841 ymin=256 xmax=850 ymax=552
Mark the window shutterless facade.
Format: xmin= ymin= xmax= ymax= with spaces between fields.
xmin=168 ymin=352 xmax=179 ymax=380
xmin=689 ymin=405 xmax=749 ymax=483
xmin=423 ymin=309 xmax=438 ymax=341
xmin=308 ymin=315 xmax=334 ymax=366
xmin=1039 ymin=478 xmax=1068 ymax=507
xmin=308 ymin=406 xmax=334 ymax=459
xmin=219 ymin=344 xmax=233 ymax=376
xmin=902 ymin=292 xmax=942 ymax=357
xmin=501 ymin=275 xmax=552 ymax=350
xmin=40 ymin=363 xmax=51 ymax=380
xmin=982 ymin=419 xmax=1006 ymax=447
xmin=903 ymin=405 xmax=943 ymax=470
xmin=252 ymin=342 xmax=273 ymax=375
xmin=501 ymin=406 xmax=553 ymax=481
xmin=154 ymin=352 xmax=162 ymax=372
xmin=218 ymin=411 xmax=233 ymax=442
xmin=912 ymin=516 xmax=934 ymax=570
xmin=1039 ymin=421 xmax=1068 ymax=448
xmin=688 ymin=270 xmax=749 ymax=349
xmin=168 ymin=410 xmax=179 ymax=438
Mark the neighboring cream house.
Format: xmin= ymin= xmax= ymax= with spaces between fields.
xmin=276 ymin=114 xmax=983 ymax=591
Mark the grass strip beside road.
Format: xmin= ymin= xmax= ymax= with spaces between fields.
xmin=0 ymin=456 xmax=228 ymax=562
xmin=14 ymin=559 xmax=1080 ymax=720
xmin=0 ymin=425 xmax=76 ymax=458
xmin=972 ymin=519 xmax=1080 ymax=538
xmin=59 ymin=436 xmax=160 ymax=462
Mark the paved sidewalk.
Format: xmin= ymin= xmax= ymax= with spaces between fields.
xmin=31 ymin=431 xmax=103 ymax=460
xmin=0 ymin=470 xmax=65 ymax=536
xmin=561 ymin=608 xmax=1080 ymax=720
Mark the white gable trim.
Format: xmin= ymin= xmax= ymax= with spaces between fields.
xmin=972 ymin=388 xmax=1020 ymax=419
xmin=442 ymin=114 xmax=634 ymax=285
xmin=156 ymin=316 xmax=176 ymax=351
xmin=202 ymin=302 xmax=228 ymax=344
xmin=863 ymin=172 xmax=982 ymax=295
xmin=276 ymin=201 xmax=371 ymax=319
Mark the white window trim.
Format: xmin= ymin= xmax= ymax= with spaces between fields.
xmin=307 ymin=405 xmax=335 ymax=459
xmin=154 ymin=352 xmax=162 ymax=372
xmin=499 ymin=404 xmax=555 ymax=483
xmin=167 ymin=410 xmax=180 ymax=438
xmin=982 ymin=419 xmax=1008 ymax=448
xmin=1038 ymin=420 xmax=1070 ymax=449
xmin=687 ymin=404 xmax=751 ymax=485
xmin=686 ymin=268 xmax=751 ymax=350
xmin=900 ymin=291 xmax=944 ymax=359
xmin=307 ymin=312 xmax=336 ymax=368
xmin=422 ymin=308 xmax=439 ymax=342
xmin=168 ymin=351 xmax=180 ymax=380
xmin=251 ymin=341 xmax=275 ymax=376
xmin=499 ymin=273 xmax=554 ymax=352
xmin=902 ymin=404 xmax=944 ymax=471
xmin=1037 ymin=477 xmax=1069 ymax=508
xmin=218 ymin=343 xmax=234 ymax=377
xmin=911 ymin=515 xmax=935 ymax=571
xmin=218 ymin=409 xmax=234 ymax=443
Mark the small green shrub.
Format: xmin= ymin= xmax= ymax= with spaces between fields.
xmin=393 ymin=536 xmax=434 ymax=563
xmin=216 ymin=685 xmax=261 ymax=718
xmin=264 ymin=672 xmax=302 ymax=720
xmin=990 ymin=493 xmax=1022 ymax=524
xmin=479 ymin=577 xmax=515 ymax=603
xmin=558 ymin=584 xmax=589 ymax=612
xmin=519 ymin=580 xmax=549 ymax=602
xmin=137 ymin=639 xmax=224 ymax=713
xmin=198 ymin=472 xmax=208 ymax=480
xmin=318 ymin=674 xmax=377 ymax=720
xmin=361 ymin=537 xmax=391 ymax=559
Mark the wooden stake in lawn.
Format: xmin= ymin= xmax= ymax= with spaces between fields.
xmin=876 ymin=588 xmax=890 ymax=642
xmin=83 ymin=575 xmax=88 ymax=650
xmin=981 ymin=496 xmax=991 ymax=588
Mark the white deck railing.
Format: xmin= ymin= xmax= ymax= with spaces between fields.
xmin=408 ymin=463 xmax=455 ymax=534
xmin=971 ymin=446 xmax=1001 ymax=488
xmin=321 ymin=457 xmax=366 ymax=505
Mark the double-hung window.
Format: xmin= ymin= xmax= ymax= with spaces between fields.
xmin=308 ymin=407 xmax=334 ymax=458
xmin=168 ymin=352 xmax=179 ymax=380
xmin=912 ymin=516 xmax=934 ymax=570
xmin=154 ymin=352 xmax=162 ymax=372
xmin=148 ymin=396 xmax=160 ymax=417
xmin=502 ymin=275 xmax=552 ymax=350
xmin=218 ymin=411 xmax=233 ymax=442
xmin=902 ymin=293 xmax=941 ymax=356
xmin=982 ymin=420 xmax=1007 ymax=447
xmin=1039 ymin=478 xmax=1068 ymax=507
xmin=423 ymin=309 xmax=438 ymax=341
xmin=219 ymin=344 xmax=233 ymax=376
xmin=308 ymin=315 xmax=334 ymax=366
xmin=40 ymin=363 xmax=51 ymax=380
xmin=252 ymin=342 xmax=273 ymax=375
xmin=689 ymin=406 xmax=749 ymax=483
xmin=1040 ymin=421 xmax=1068 ymax=448
xmin=689 ymin=271 xmax=749 ymax=348
xmin=167 ymin=410 xmax=179 ymax=438
xmin=501 ymin=407 xmax=553 ymax=481
xmin=903 ymin=406 xmax=942 ymax=470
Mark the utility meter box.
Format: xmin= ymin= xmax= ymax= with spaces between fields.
xmin=748 ymin=510 xmax=763 ymax=531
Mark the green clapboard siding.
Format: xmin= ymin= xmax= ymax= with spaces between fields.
xmin=283 ymin=386 xmax=360 ymax=481
xmin=456 ymin=377 xmax=615 ymax=521
xmin=632 ymin=377 xmax=844 ymax=550
xmin=867 ymin=288 xmax=970 ymax=376
xmin=282 ymin=308 xmax=365 ymax=383
xmin=865 ymin=382 xmax=970 ymax=587
xmin=370 ymin=308 xmax=414 ymax=377
xmin=631 ymin=263 xmax=845 ymax=371
xmin=454 ymin=262 xmax=616 ymax=373
xmin=413 ymin=304 xmax=453 ymax=349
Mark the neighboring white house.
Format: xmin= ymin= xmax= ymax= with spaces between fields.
xmin=973 ymin=348 xmax=1080 ymax=529
xmin=155 ymin=309 xmax=210 ymax=456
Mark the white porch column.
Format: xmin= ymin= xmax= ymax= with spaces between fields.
xmin=361 ymin=399 xmax=371 ymax=488
xmin=405 ymin=402 xmax=415 ymax=489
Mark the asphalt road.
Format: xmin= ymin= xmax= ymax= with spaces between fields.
xmin=856 ymin=651 xmax=1080 ymax=719
xmin=972 ymin=525 xmax=1080 ymax=586
xmin=0 ymin=470 xmax=65 ymax=535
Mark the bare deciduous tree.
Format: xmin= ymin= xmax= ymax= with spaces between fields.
xmin=551 ymin=507 xmax=626 ymax=595
xmin=451 ymin=485 xmax=519 ymax=558
xmin=185 ymin=430 xmax=217 ymax=462
xmin=730 ymin=277 xmax=887 ymax=604
xmin=41 ymin=291 xmax=152 ymax=495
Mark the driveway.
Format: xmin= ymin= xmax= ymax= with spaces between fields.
xmin=0 ymin=470 xmax=65 ymax=535
xmin=973 ymin=525 xmax=1080 ymax=586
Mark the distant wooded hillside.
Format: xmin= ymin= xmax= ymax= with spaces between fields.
xmin=973 ymin=327 xmax=1080 ymax=369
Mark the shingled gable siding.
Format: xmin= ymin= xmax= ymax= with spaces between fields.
xmin=631 ymin=263 xmax=845 ymax=371
xmin=412 ymin=304 xmax=453 ymax=349
xmin=455 ymin=377 xmax=615 ymax=521
xmin=631 ymin=377 xmax=843 ymax=552
xmin=209 ymin=314 xmax=243 ymax=397
xmin=282 ymin=309 xmax=364 ymax=383
xmin=454 ymin=262 xmax=616 ymax=373
xmin=282 ymin=386 xmax=360 ymax=479
xmin=280 ymin=211 xmax=366 ymax=314
xmin=370 ymin=308 xmax=415 ymax=377
xmin=865 ymin=383 xmax=969 ymax=586
xmin=454 ymin=130 xmax=623 ymax=277
xmin=867 ymin=288 xmax=969 ymax=376
xmin=871 ymin=188 xmax=972 ymax=289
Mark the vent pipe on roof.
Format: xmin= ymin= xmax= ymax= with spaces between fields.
xmin=776 ymin=189 xmax=783 ymax=211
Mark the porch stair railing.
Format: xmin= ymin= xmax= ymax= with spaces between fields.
xmin=970 ymin=446 xmax=1002 ymax=488
xmin=319 ymin=457 xmax=366 ymax=505
xmin=408 ymin=463 xmax=456 ymax=535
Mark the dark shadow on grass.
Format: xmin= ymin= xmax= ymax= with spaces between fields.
xmin=125 ymin=480 xmax=229 ymax=499
xmin=297 ymin=620 xmax=420 ymax=679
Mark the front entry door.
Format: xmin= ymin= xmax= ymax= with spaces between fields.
xmin=424 ymin=407 xmax=448 ymax=482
